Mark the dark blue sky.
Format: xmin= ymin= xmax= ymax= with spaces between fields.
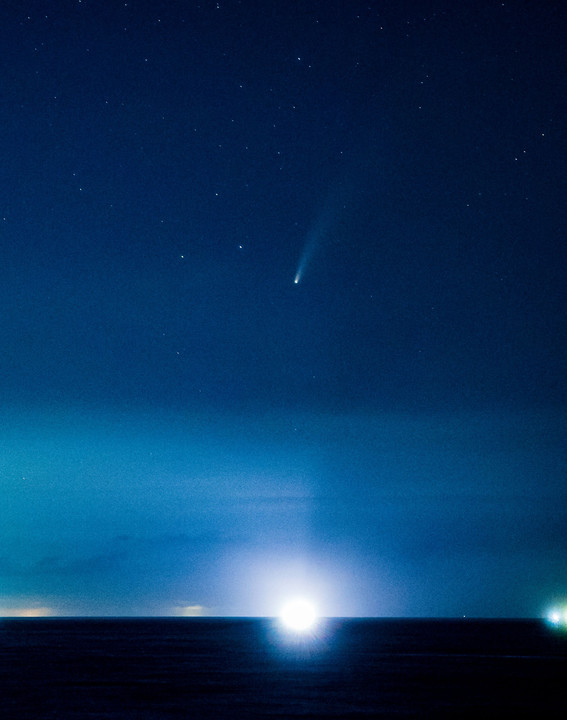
xmin=1 ymin=0 xmax=566 ymax=617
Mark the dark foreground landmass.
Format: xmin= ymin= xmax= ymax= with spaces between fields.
xmin=1 ymin=618 xmax=565 ymax=718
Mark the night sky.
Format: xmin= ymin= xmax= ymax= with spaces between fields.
xmin=1 ymin=0 xmax=566 ymax=618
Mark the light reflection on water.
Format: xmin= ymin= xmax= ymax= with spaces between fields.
xmin=0 ymin=618 xmax=565 ymax=718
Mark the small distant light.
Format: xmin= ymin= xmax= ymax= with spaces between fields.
xmin=546 ymin=606 xmax=567 ymax=629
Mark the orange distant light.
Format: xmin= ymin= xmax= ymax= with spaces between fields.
xmin=1 ymin=606 xmax=53 ymax=617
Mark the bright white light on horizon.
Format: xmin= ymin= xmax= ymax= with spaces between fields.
xmin=546 ymin=605 xmax=567 ymax=629
xmin=280 ymin=599 xmax=317 ymax=632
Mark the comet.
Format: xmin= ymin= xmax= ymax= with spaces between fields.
xmin=293 ymin=181 xmax=352 ymax=285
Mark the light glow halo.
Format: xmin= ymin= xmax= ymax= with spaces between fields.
xmin=280 ymin=598 xmax=317 ymax=632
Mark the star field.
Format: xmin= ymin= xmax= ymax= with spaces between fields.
xmin=0 ymin=0 xmax=565 ymax=617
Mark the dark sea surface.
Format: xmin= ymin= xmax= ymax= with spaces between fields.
xmin=1 ymin=618 xmax=565 ymax=718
